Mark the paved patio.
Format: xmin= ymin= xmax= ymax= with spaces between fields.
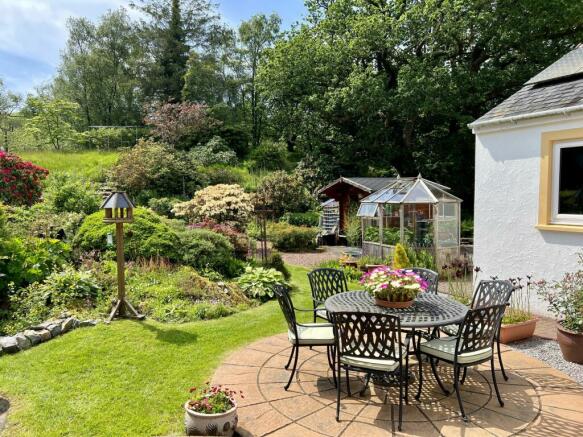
xmin=213 ymin=334 xmax=583 ymax=436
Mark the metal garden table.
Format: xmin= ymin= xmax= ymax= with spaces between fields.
xmin=324 ymin=291 xmax=469 ymax=388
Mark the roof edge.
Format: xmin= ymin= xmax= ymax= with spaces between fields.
xmin=468 ymin=103 xmax=583 ymax=131
xmin=317 ymin=176 xmax=374 ymax=194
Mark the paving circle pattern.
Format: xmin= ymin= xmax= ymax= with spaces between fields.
xmin=212 ymin=334 xmax=583 ymax=436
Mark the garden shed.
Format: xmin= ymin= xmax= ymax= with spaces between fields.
xmin=318 ymin=177 xmax=397 ymax=238
xmin=470 ymin=44 xmax=583 ymax=315
xmin=357 ymin=176 xmax=462 ymax=262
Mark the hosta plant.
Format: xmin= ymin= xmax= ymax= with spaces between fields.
xmin=361 ymin=267 xmax=429 ymax=303
xmin=236 ymin=266 xmax=285 ymax=301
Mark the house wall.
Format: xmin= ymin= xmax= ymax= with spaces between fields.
xmin=473 ymin=114 xmax=583 ymax=316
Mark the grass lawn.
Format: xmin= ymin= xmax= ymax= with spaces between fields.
xmin=0 ymin=265 xmax=357 ymax=436
xmin=18 ymin=150 xmax=120 ymax=181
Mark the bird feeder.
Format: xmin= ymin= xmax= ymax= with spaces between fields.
xmin=101 ymin=192 xmax=143 ymax=322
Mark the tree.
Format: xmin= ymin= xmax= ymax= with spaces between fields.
xmin=238 ymin=14 xmax=281 ymax=147
xmin=131 ymin=0 xmax=219 ymax=102
xmin=23 ymin=97 xmax=80 ymax=150
xmin=0 ymin=79 xmax=22 ymax=151
xmin=260 ymin=0 xmax=583 ymax=207
xmin=144 ymin=101 xmax=219 ymax=149
xmin=54 ymin=9 xmax=143 ymax=127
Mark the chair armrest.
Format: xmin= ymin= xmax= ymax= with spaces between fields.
xmin=293 ymin=307 xmax=319 ymax=313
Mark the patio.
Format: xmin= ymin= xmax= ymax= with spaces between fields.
xmin=214 ymin=334 xmax=583 ymax=436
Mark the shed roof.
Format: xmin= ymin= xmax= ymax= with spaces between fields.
xmin=470 ymin=45 xmax=583 ymax=128
xmin=318 ymin=177 xmax=397 ymax=195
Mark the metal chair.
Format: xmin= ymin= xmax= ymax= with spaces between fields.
xmin=329 ymin=311 xmax=408 ymax=431
xmin=273 ymin=285 xmax=336 ymax=391
xmin=416 ymin=304 xmax=508 ymax=422
xmin=308 ymin=268 xmax=348 ymax=322
xmin=410 ymin=268 xmax=439 ymax=294
xmin=441 ymin=279 xmax=514 ymax=381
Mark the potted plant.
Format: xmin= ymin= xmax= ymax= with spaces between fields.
xmin=499 ymin=276 xmax=538 ymax=344
xmin=537 ymin=255 xmax=583 ymax=364
xmin=361 ymin=267 xmax=429 ymax=308
xmin=184 ymin=383 xmax=242 ymax=436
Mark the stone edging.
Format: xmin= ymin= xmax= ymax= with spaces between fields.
xmin=0 ymin=314 xmax=98 ymax=356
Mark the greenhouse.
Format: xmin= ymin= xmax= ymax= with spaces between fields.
xmin=356 ymin=175 xmax=462 ymax=261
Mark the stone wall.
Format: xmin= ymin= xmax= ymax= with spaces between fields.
xmin=0 ymin=314 xmax=98 ymax=355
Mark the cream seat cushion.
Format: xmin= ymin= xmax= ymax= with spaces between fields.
xmin=420 ymin=337 xmax=492 ymax=364
xmin=340 ymin=355 xmax=399 ymax=372
xmin=288 ymin=323 xmax=334 ymax=345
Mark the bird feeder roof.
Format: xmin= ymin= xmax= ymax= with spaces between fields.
xmin=100 ymin=192 xmax=135 ymax=210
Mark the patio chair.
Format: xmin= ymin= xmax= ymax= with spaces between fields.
xmin=416 ymin=303 xmax=508 ymax=422
xmin=308 ymin=268 xmax=348 ymax=322
xmin=441 ymin=279 xmax=514 ymax=381
xmin=410 ymin=267 xmax=439 ymax=294
xmin=273 ymin=284 xmax=336 ymax=391
xmin=329 ymin=311 xmax=408 ymax=431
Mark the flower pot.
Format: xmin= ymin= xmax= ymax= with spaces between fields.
xmin=499 ymin=318 xmax=537 ymax=344
xmin=374 ymin=297 xmax=414 ymax=309
xmin=366 ymin=264 xmax=386 ymax=273
xmin=184 ymin=401 xmax=238 ymax=436
xmin=556 ymin=322 xmax=583 ymax=364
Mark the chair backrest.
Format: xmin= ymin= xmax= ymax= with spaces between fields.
xmin=470 ymin=280 xmax=514 ymax=309
xmin=410 ymin=267 xmax=439 ymax=294
xmin=273 ymin=284 xmax=297 ymax=337
xmin=308 ymin=268 xmax=348 ymax=304
xmin=329 ymin=311 xmax=402 ymax=363
xmin=456 ymin=304 xmax=507 ymax=358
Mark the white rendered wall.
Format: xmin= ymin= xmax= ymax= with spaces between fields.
xmin=473 ymin=114 xmax=583 ymax=316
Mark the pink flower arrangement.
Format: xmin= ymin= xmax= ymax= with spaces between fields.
xmin=0 ymin=151 xmax=48 ymax=206
xmin=361 ymin=266 xmax=429 ymax=302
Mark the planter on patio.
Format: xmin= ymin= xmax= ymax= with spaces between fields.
xmin=499 ymin=318 xmax=538 ymax=344
xmin=556 ymin=322 xmax=583 ymax=364
xmin=184 ymin=402 xmax=238 ymax=436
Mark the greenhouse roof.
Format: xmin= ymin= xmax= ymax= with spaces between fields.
xmin=358 ymin=176 xmax=461 ymax=210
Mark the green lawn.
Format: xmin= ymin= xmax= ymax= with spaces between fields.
xmin=0 ymin=265 xmax=355 ymax=436
xmin=18 ymin=151 xmax=120 ymax=181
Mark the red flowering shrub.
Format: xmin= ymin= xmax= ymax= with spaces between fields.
xmin=0 ymin=151 xmax=48 ymax=206
xmin=189 ymin=219 xmax=249 ymax=259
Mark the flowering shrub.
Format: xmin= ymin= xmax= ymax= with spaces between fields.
xmin=189 ymin=219 xmax=249 ymax=259
xmin=361 ymin=267 xmax=429 ymax=302
xmin=0 ymin=151 xmax=48 ymax=206
xmin=537 ymin=254 xmax=583 ymax=333
xmin=187 ymin=382 xmax=242 ymax=414
xmin=173 ymin=184 xmax=253 ymax=229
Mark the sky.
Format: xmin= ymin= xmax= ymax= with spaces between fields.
xmin=0 ymin=0 xmax=306 ymax=96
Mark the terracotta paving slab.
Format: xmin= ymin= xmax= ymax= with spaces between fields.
xmin=212 ymin=334 xmax=583 ymax=436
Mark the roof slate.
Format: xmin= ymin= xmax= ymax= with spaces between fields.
xmin=472 ymin=46 xmax=583 ymax=125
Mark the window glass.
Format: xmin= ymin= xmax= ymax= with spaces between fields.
xmin=558 ymin=145 xmax=583 ymax=215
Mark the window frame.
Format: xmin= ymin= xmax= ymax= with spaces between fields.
xmin=537 ymin=128 xmax=583 ymax=233
xmin=551 ymin=140 xmax=583 ymax=225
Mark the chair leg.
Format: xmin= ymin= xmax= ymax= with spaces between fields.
xmin=454 ymin=365 xmax=468 ymax=422
xmin=345 ymin=368 xmax=351 ymax=397
xmin=415 ymin=348 xmax=423 ymax=400
xmin=284 ymin=345 xmax=299 ymax=391
xmin=336 ymin=361 xmax=342 ymax=421
xmin=430 ymin=357 xmax=450 ymax=395
xmin=497 ymin=335 xmax=509 ymax=381
xmin=327 ymin=346 xmax=337 ymax=388
xmin=460 ymin=367 xmax=468 ymax=385
xmin=491 ymin=356 xmax=505 ymax=407
xmin=284 ymin=345 xmax=295 ymax=370
xmin=398 ymin=365 xmax=404 ymax=431
xmin=359 ymin=373 xmax=371 ymax=396
xmin=404 ymin=350 xmax=410 ymax=405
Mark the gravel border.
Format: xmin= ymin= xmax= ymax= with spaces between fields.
xmin=510 ymin=337 xmax=583 ymax=386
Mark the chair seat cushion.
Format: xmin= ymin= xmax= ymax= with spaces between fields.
xmin=340 ymin=355 xmax=399 ymax=372
xmin=440 ymin=324 xmax=460 ymax=336
xmin=288 ymin=323 xmax=334 ymax=346
xmin=420 ymin=337 xmax=492 ymax=364
xmin=315 ymin=308 xmax=328 ymax=320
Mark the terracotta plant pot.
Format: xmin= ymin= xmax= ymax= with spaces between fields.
xmin=184 ymin=401 xmax=238 ymax=436
xmin=556 ymin=322 xmax=583 ymax=364
xmin=366 ymin=264 xmax=386 ymax=273
xmin=499 ymin=318 xmax=537 ymax=344
xmin=374 ymin=297 xmax=414 ymax=309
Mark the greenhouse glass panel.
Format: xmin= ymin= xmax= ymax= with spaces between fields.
xmin=402 ymin=181 xmax=437 ymax=203
xmin=357 ymin=202 xmax=379 ymax=217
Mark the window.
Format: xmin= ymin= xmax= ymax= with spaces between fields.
xmin=538 ymin=128 xmax=583 ymax=233
xmin=551 ymin=140 xmax=583 ymax=225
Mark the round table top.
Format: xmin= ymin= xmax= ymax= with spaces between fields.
xmin=324 ymin=291 xmax=468 ymax=329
